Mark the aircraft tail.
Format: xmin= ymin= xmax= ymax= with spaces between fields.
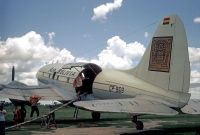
xmin=130 ymin=15 xmax=190 ymax=95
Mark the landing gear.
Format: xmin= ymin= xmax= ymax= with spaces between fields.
xmin=91 ymin=112 xmax=101 ymax=121
xmin=135 ymin=121 xmax=144 ymax=130
xmin=132 ymin=116 xmax=144 ymax=130
xmin=73 ymin=107 xmax=79 ymax=119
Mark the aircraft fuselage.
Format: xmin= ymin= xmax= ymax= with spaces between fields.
xmin=36 ymin=63 xmax=190 ymax=109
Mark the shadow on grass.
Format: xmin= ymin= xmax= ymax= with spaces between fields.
xmin=121 ymin=126 xmax=200 ymax=135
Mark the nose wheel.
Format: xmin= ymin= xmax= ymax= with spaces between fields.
xmin=132 ymin=116 xmax=144 ymax=130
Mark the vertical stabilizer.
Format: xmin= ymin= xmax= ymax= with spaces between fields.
xmin=130 ymin=15 xmax=190 ymax=94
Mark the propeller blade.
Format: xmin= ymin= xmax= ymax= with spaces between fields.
xmin=12 ymin=66 xmax=15 ymax=81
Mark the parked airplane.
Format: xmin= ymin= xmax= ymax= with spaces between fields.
xmin=0 ymin=15 xmax=200 ymax=130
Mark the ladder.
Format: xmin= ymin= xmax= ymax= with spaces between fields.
xmin=6 ymin=99 xmax=76 ymax=130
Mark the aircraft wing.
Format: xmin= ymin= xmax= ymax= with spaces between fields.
xmin=0 ymin=82 xmax=70 ymax=101
xmin=183 ymin=83 xmax=200 ymax=114
xmin=181 ymin=99 xmax=200 ymax=114
xmin=74 ymin=98 xmax=178 ymax=116
xmin=190 ymin=83 xmax=200 ymax=88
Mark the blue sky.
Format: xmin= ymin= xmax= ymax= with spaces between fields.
xmin=1 ymin=0 xmax=200 ymax=58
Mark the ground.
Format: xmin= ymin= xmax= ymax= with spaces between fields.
xmin=4 ymin=104 xmax=200 ymax=135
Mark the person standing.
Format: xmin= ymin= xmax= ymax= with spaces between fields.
xmin=0 ymin=104 xmax=6 ymax=135
xmin=13 ymin=106 xmax=21 ymax=128
xmin=20 ymin=105 xmax=26 ymax=122
xmin=29 ymin=95 xmax=41 ymax=118
xmin=46 ymin=105 xmax=57 ymax=128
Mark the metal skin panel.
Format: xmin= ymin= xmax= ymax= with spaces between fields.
xmin=168 ymin=16 xmax=190 ymax=93
xmin=74 ymin=98 xmax=178 ymax=115
xmin=93 ymin=69 xmax=190 ymax=108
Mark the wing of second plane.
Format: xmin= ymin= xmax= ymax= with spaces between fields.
xmin=0 ymin=81 xmax=72 ymax=101
xmin=74 ymin=97 xmax=178 ymax=116
xmin=181 ymin=99 xmax=200 ymax=114
xmin=182 ymin=83 xmax=200 ymax=114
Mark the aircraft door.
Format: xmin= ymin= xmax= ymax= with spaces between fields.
xmin=73 ymin=63 xmax=102 ymax=96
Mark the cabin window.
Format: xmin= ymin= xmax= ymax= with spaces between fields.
xmin=58 ymin=76 xmax=67 ymax=82
xmin=43 ymin=73 xmax=49 ymax=77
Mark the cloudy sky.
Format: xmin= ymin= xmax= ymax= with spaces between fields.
xmin=0 ymin=0 xmax=200 ymax=98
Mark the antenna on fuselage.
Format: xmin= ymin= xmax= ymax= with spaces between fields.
xmin=12 ymin=66 xmax=15 ymax=81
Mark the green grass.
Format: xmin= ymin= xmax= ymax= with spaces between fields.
xmin=4 ymin=104 xmax=200 ymax=135
xmin=4 ymin=104 xmax=129 ymax=122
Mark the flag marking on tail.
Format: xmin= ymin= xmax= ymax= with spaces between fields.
xmin=163 ymin=17 xmax=170 ymax=25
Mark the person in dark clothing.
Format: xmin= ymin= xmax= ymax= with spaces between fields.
xmin=0 ymin=104 xmax=6 ymax=135
xmin=29 ymin=96 xmax=41 ymax=118
xmin=30 ymin=106 xmax=39 ymax=117
xmin=20 ymin=105 xmax=26 ymax=122
xmin=46 ymin=105 xmax=57 ymax=128
xmin=13 ymin=106 xmax=21 ymax=128
xmin=41 ymin=105 xmax=57 ymax=129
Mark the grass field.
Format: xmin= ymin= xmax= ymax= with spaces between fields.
xmin=4 ymin=104 xmax=200 ymax=135
xmin=4 ymin=104 xmax=130 ymax=122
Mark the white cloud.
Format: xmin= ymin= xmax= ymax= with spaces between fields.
xmin=188 ymin=47 xmax=200 ymax=83
xmin=189 ymin=70 xmax=200 ymax=99
xmin=144 ymin=32 xmax=149 ymax=38
xmin=91 ymin=0 xmax=123 ymax=21
xmin=48 ymin=32 xmax=55 ymax=45
xmin=189 ymin=47 xmax=200 ymax=68
xmin=0 ymin=31 xmax=75 ymax=85
xmin=51 ymin=48 xmax=75 ymax=63
xmin=194 ymin=17 xmax=200 ymax=24
xmin=96 ymin=36 xmax=145 ymax=69
xmin=190 ymin=70 xmax=200 ymax=83
xmin=187 ymin=46 xmax=199 ymax=99
xmin=19 ymin=71 xmax=37 ymax=85
xmin=188 ymin=47 xmax=200 ymax=98
xmin=48 ymin=32 xmax=55 ymax=40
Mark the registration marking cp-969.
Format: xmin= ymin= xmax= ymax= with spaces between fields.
xmin=109 ymin=85 xmax=124 ymax=94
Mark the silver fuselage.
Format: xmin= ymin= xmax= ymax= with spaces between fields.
xmin=36 ymin=63 xmax=190 ymax=109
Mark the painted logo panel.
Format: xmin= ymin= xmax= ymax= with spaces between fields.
xmin=149 ymin=37 xmax=173 ymax=72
